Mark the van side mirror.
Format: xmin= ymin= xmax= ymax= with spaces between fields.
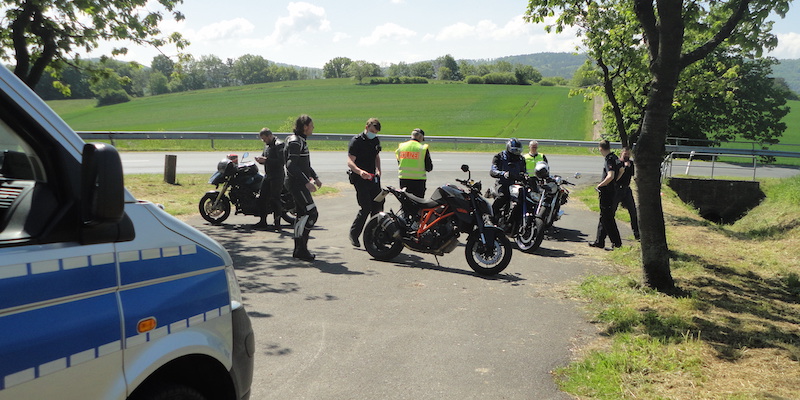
xmin=81 ymin=143 xmax=124 ymax=225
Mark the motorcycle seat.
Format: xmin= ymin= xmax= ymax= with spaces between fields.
xmin=404 ymin=191 xmax=440 ymax=208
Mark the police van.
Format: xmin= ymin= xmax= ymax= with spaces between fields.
xmin=0 ymin=66 xmax=254 ymax=399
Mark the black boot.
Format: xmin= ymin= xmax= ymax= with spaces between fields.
xmin=252 ymin=216 xmax=269 ymax=229
xmin=293 ymin=230 xmax=315 ymax=261
xmin=272 ymin=212 xmax=282 ymax=231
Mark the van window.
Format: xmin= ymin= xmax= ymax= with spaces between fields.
xmin=0 ymin=118 xmax=46 ymax=182
xmin=0 ymin=104 xmax=61 ymax=244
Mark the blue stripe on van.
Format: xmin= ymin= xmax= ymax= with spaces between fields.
xmin=0 ymin=261 xmax=116 ymax=311
xmin=0 ymin=293 xmax=120 ymax=390
xmin=120 ymin=270 xmax=229 ymax=340
xmin=119 ymin=245 xmax=224 ymax=286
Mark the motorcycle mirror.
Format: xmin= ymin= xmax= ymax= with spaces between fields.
xmin=461 ymin=164 xmax=469 ymax=172
xmin=242 ymin=152 xmax=250 ymax=159
xmin=574 ymin=172 xmax=582 ymax=179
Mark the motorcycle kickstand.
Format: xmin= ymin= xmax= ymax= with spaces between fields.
xmin=434 ymin=255 xmax=441 ymax=267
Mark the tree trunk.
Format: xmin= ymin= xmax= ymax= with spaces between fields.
xmin=635 ymin=84 xmax=675 ymax=291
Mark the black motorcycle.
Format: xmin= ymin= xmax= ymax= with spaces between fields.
xmin=199 ymin=152 xmax=296 ymax=225
xmin=494 ymin=172 xmax=546 ymax=251
xmin=362 ymin=164 xmax=513 ymax=276
xmin=495 ymin=171 xmax=576 ymax=252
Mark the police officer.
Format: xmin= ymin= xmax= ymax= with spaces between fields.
xmin=347 ymin=118 xmax=383 ymax=247
xmin=589 ymin=139 xmax=623 ymax=249
xmin=285 ymin=115 xmax=322 ymax=261
xmin=254 ymin=128 xmax=285 ymax=231
xmin=490 ymin=138 xmax=527 ymax=217
xmin=523 ymin=140 xmax=548 ymax=173
xmin=617 ymin=147 xmax=640 ymax=240
xmin=396 ymin=128 xmax=433 ymax=198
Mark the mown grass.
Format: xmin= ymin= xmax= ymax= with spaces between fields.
xmin=125 ymin=173 xmax=339 ymax=219
xmin=48 ymin=79 xmax=594 ymax=140
xmin=567 ymin=175 xmax=800 ymax=399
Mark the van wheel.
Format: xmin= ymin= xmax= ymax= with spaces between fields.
xmin=134 ymin=384 xmax=206 ymax=400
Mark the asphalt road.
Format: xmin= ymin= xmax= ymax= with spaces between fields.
xmin=120 ymin=150 xmax=800 ymax=180
xmin=183 ymin=171 xmax=632 ymax=400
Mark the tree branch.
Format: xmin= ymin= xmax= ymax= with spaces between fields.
xmin=681 ymin=0 xmax=751 ymax=68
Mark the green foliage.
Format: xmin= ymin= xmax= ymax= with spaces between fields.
xmin=347 ymin=60 xmax=382 ymax=84
xmin=1 ymin=0 xmax=187 ymax=88
xmin=481 ymin=72 xmax=519 ymax=85
xmin=671 ymin=53 xmax=789 ymax=147
xmin=323 ymin=57 xmax=352 ymax=79
xmin=465 ymin=75 xmax=484 ymax=84
xmin=539 ymin=77 xmax=567 ymax=86
xmin=369 ymin=77 xmax=428 ymax=85
xmin=95 ymin=89 xmax=130 ymax=107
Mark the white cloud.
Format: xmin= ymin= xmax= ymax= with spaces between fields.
xmin=772 ymin=32 xmax=800 ymax=59
xmin=194 ymin=18 xmax=255 ymax=41
xmin=359 ymin=23 xmax=417 ymax=46
xmin=433 ymin=15 xmax=535 ymax=42
xmin=266 ymin=2 xmax=331 ymax=46
xmin=332 ymin=32 xmax=352 ymax=43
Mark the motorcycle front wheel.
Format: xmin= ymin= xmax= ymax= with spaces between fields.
xmin=516 ymin=216 xmax=545 ymax=252
xmin=465 ymin=227 xmax=513 ymax=276
xmin=199 ymin=193 xmax=231 ymax=224
xmin=363 ymin=216 xmax=404 ymax=261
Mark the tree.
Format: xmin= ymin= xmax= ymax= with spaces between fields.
xmin=1 ymin=0 xmax=187 ymax=89
xmin=526 ymin=0 xmax=790 ymax=292
xmin=436 ymin=54 xmax=462 ymax=81
xmin=670 ymin=52 xmax=789 ymax=147
xmin=151 ymin=55 xmax=176 ymax=78
xmin=323 ymin=57 xmax=352 ymax=78
xmin=347 ymin=60 xmax=380 ymax=84
xmin=149 ymin=72 xmax=170 ymax=95
xmin=514 ymin=64 xmax=542 ymax=84
xmin=409 ymin=61 xmax=435 ymax=79
xmin=230 ymin=54 xmax=273 ymax=85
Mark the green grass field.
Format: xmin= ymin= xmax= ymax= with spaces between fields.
xmin=48 ymin=79 xmax=594 ymax=140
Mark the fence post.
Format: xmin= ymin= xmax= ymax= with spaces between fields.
xmin=164 ymin=154 xmax=177 ymax=184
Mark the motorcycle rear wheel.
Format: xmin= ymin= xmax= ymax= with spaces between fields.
xmin=199 ymin=193 xmax=231 ymax=224
xmin=466 ymin=227 xmax=512 ymax=276
xmin=363 ymin=216 xmax=403 ymax=261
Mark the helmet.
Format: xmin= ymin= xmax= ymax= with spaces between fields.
xmin=506 ymin=138 xmax=522 ymax=155
xmin=534 ymin=161 xmax=550 ymax=179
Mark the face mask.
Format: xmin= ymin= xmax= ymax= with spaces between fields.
xmin=366 ymin=131 xmax=377 ymax=139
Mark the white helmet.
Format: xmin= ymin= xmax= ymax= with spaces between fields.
xmin=534 ymin=161 xmax=550 ymax=179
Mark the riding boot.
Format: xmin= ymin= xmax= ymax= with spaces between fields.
xmin=293 ymin=229 xmax=315 ymax=262
xmin=272 ymin=212 xmax=282 ymax=231
xmin=252 ymin=215 xmax=269 ymax=229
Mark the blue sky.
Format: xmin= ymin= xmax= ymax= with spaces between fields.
xmin=95 ymin=0 xmax=800 ymax=68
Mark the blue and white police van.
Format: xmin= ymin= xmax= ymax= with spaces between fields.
xmin=0 ymin=66 xmax=254 ymax=399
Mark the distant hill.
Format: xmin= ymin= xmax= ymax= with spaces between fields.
xmin=772 ymin=59 xmax=800 ymax=94
xmin=461 ymin=52 xmax=589 ymax=79
xmin=471 ymin=52 xmax=800 ymax=94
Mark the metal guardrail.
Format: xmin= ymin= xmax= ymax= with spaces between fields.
xmin=77 ymin=131 xmax=800 ymax=159
xmin=662 ymin=152 xmax=760 ymax=181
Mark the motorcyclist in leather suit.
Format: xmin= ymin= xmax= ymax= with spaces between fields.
xmin=490 ymin=138 xmax=527 ymax=218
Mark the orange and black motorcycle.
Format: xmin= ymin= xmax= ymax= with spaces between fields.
xmin=363 ymin=165 xmax=513 ymax=276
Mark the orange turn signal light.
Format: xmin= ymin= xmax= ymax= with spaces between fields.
xmin=137 ymin=317 xmax=157 ymax=334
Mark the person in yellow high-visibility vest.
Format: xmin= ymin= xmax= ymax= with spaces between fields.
xmin=523 ymin=140 xmax=548 ymax=174
xmin=396 ymin=128 xmax=433 ymax=198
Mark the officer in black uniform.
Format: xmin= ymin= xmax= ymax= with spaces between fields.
xmin=589 ymin=139 xmax=623 ymax=249
xmin=285 ymin=115 xmax=322 ymax=261
xmin=616 ymin=147 xmax=640 ymax=240
xmin=254 ymin=127 xmax=285 ymax=230
xmin=346 ymin=117 xmax=383 ymax=248
xmin=489 ymin=138 xmax=527 ymax=217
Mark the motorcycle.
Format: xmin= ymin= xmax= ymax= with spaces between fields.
xmin=494 ymin=171 xmax=576 ymax=252
xmin=362 ymin=164 xmax=513 ymax=276
xmin=199 ymin=152 xmax=296 ymax=225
